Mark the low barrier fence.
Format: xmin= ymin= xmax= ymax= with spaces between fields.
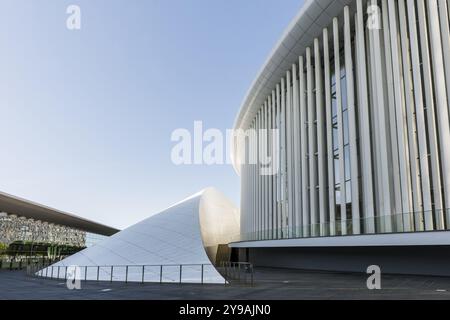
xmin=220 ymin=262 xmax=254 ymax=286
xmin=27 ymin=263 xmax=228 ymax=285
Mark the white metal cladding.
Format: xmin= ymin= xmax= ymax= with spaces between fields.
xmin=235 ymin=0 xmax=450 ymax=241
xmin=39 ymin=188 xmax=239 ymax=283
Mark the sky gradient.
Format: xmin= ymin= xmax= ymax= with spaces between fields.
xmin=0 ymin=0 xmax=304 ymax=229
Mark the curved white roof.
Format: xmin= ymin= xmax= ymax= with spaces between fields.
xmin=233 ymin=0 xmax=352 ymax=132
xmin=39 ymin=188 xmax=239 ymax=284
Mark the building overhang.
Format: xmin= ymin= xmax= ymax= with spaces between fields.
xmin=0 ymin=191 xmax=119 ymax=236
xmin=228 ymin=231 xmax=450 ymax=248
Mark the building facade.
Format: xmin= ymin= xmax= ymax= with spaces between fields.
xmin=233 ymin=0 xmax=450 ymax=244
xmin=0 ymin=213 xmax=86 ymax=247
xmin=0 ymin=191 xmax=117 ymax=251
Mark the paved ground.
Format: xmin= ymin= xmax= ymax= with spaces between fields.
xmin=2 ymin=268 xmax=450 ymax=299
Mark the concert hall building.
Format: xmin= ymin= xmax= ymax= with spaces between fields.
xmin=230 ymin=0 xmax=450 ymax=275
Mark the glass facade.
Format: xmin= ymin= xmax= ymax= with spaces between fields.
xmin=0 ymin=212 xmax=106 ymax=248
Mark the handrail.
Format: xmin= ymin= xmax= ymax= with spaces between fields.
xmin=26 ymin=262 xmax=227 ymax=285
xmin=219 ymin=262 xmax=254 ymax=286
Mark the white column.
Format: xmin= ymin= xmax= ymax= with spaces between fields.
xmin=427 ymin=0 xmax=450 ymax=226
xmin=281 ymin=78 xmax=288 ymax=237
xmin=306 ymin=47 xmax=318 ymax=236
xmin=344 ymin=7 xmax=361 ymax=235
xmin=381 ymin=0 xmax=402 ymax=231
xmin=259 ymin=105 xmax=266 ymax=239
xmin=271 ymin=90 xmax=278 ymax=239
xmin=333 ymin=18 xmax=347 ymax=235
xmin=299 ymin=56 xmax=310 ymax=238
xmin=438 ymin=0 xmax=450 ymax=108
xmin=388 ymin=0 xmax=413 ymax=231
xmin=263 ymin=101 xmax=268 ymax=239
xmin=448 ymin=0 xmax=450 ymax=25
xmin=276 ymin=83 xmax=283 ymax=238
xmin=286 ymin=71 xmax=295 ymax=238
xmin=367 ymin=17 xmax=383 ymax=232
xmin=244 ymin=132 xmax=249 ymax=236
xmin=314 ymin=38 xmax=328 ymax=236
xmin=417 ymin=0 xmax=444 ymax=229
xmin=292 ymin=64 xmax=302 ymax=238
xmin=398 ymin=0 xmax=423 ymax=231
xmin=268 ymin=96 xmax=273 ymax=239
xmin=240 ymin=150 xmax=246 ymax=236
xmin=378 ymin=0 xmax=403 ymax=232
xmin=448 ymin=0 xmax=450 ymax=27
xmin=256 ymin=110 xmax=261 ymax=239
xmin=370 ymin=0 xmax=394 ymax=233
xmin=323 ymin=28 xmax=336 ymax=236
xmin=251 ymin=120 xmax=256 ymax=239
xmin=406 ymin=0 xmax=433 ymax=230
xmin=356 ymin=0 xmax=375 ymax=234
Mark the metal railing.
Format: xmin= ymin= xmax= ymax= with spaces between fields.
xmin=231 ymin=209 xmax=450 ymax=242
xmin=220 ymin=262 xmax=254 ymax=286
xmin=27 ymin=262 xmax=227 ymax=285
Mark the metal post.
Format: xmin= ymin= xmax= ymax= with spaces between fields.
xmin=58 ymin=266 xmax=60 ymax=279
xmin=51 ymin=266 xmax=54 ymax=279
xmin=141 ymin=266 xmax=145 ymax=284
xmin=85 ymin=266 xmax=88 ymax=281
xmin=201 ymin=264 xmax=204 ymax=284
xmin=125 ymin=266 xmax=128 ymax=283
xmin=179 ymin=265 xmax=182 ymax=284
xmin=46 ymin=266 xmax=48 ymax=278
xmin=251 ymin=265 xmax=254 ymax=286
xmin=97 ymin=266 xmax=100 ymax=281
xmin=160 ymin=265 xmax=163 ymax=283
xmin=110 ymin=266 xmax=113 ymax=282
xmin=238 ymin=263 xmax=241 ymax=281
xmin=64 ymin=266 xmax=67 ymax=281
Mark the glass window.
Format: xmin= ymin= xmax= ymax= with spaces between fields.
xmin=340 ymin=65 xmax=346 ymax=78
xmin=335 ymin=185 xmax=341 ymax=205
xmin=341 ymin=77 xmax=347 ymax=111
xmin=343 ymin=110 xmax=349 ymax=145
xmin=346 ymin=181 xmax=352 ymax=204
xmin=344 ymin=145 xmax=351 ymax=181
xmin=332 ymin=120 xmax=339 ymax=150
xmin=331 ymin=85 xmax=337 ymax=118
xmin=334 ymin=156 xmax=340 ymax=183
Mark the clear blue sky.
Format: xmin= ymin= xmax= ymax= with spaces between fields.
xmin=0 ymin=0 xmax=304 ymax=229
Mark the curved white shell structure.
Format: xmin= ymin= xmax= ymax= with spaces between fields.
xmin=39 ymin=188 xmax=239 ymax=284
